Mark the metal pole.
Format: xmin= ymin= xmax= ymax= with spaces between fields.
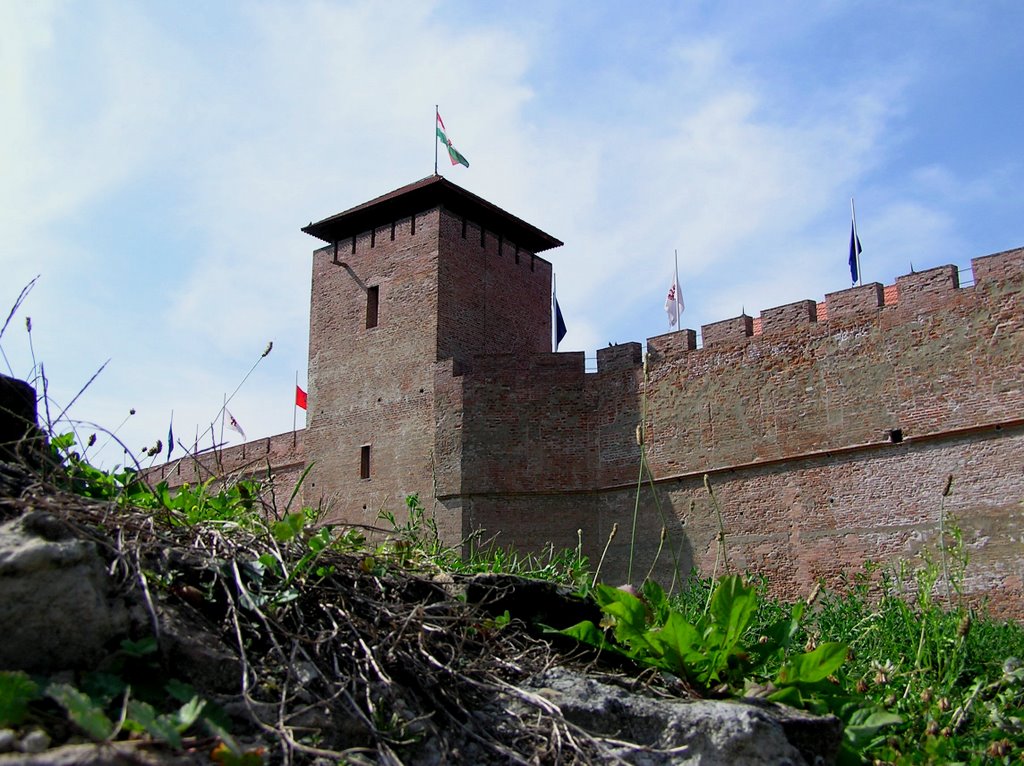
xmin=674 ymin=249 xmax=681 ymax=328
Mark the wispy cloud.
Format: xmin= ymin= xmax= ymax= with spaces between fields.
xmin=1 ymin=1 xmax=1022 ymax=467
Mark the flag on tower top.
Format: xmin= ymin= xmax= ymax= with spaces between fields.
xmin=436 ymin=110 xmax=469 ymax=168
xmin=295 ymin=385 xmax=308 ymax=410
xmin=849 ymin=219 xmax=862 ymax=284
xmin=665 ymin=257 xmax=684 ymax=329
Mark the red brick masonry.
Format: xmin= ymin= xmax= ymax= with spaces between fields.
xmin=149 ymin=177 xmax=1024 ymax=617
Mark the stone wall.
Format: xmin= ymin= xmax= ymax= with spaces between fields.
xmin=146 ymin=177 xmax=1024 ymax=618
xmin=450 ymin=247 xmax=1024 ymax=614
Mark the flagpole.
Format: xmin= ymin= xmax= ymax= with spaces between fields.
xmin=851 ymin=197 xmax=862 ymax=287
xmin=293 ymin=371 xmax=298 ymax=435
xmin=434 ymin=105 xmax=439 ymax=176
xmin=673 ymin=250 xmax=681 ymax=329
xmin=219 ymin=393 xmax=226 ymax=446
xmin=552 ymin=273 xmax=556 ymax=351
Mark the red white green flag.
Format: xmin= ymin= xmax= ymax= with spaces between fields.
xmin=436 ymin=110 xmax=469 ymax=168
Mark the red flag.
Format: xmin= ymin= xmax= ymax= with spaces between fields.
xmin=295 ymin=385 xmax=308 ymax=410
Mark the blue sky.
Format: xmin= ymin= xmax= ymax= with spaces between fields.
xmin=2 ymin=1 xmax=1022 ymax=467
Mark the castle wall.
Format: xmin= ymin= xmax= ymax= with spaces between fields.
xmin=436 ymin=208 xmax=553 ymax=365
xmin=451 ymin=247 xmax=1024 ymax=614
xmin=145 ymin=430 xmax=306 ymax=511
xmin=304 ymin=211 xmax=442 ymax=528
xmin=147 ymin=170 xmax=1024 ymax=618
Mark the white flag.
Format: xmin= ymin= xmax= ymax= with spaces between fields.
xmin=665 ymin=268 xmax=684 ymax=328
xmin=225 ymin=408 xmax=246 ymax=439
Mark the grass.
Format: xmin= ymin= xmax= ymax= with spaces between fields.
xmin=6 ymin=430 xmax=1024 ymax=764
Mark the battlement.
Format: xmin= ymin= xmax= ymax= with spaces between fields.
xmin=151 ymin=168 xmax=1024 ymax=618
xmin=146 ymin=430 xmax=305 ymax=493
xmin=646 ymin=247 xmax=1024 ymax=354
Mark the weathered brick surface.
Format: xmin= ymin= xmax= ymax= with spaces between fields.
xmin=702 ymin=314 xmax=754 ymax=347
xmin=147 ymin=431 xmax=305 ymax=506
xmin=825 ymin=283 xmax=884 ymax=320
xmin=973 ymin=247 xmax=1024 ymax=285
xmin=149 ymin=175 xmax=1024 ymax=616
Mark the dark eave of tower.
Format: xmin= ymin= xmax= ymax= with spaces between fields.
xmin=302 ymin=175 xmax=563 ymax=254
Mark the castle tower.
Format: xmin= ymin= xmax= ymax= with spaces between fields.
xmin=301 ymin=176 xmax=562 ymax=535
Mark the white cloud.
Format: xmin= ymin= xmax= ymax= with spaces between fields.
xmin=3 ymin=1 xmax=1022 ymax=467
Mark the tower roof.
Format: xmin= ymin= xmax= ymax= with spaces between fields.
xmin=302 ymin=175 xmax=563 ymax=253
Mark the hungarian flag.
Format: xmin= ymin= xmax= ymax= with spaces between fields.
xmin=436 ymin=111 xmax=469 ymax=168
xmin=295 ymin=385 xmax=308 ymax=410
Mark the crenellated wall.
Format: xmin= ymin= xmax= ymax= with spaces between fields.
xmin=146 ymin=430 xmax=306 ymax=505
xmin=452 ymin=247 xmax=1024 ymax=615
xmin=144 ymin=172 xmax=1024 ymax=616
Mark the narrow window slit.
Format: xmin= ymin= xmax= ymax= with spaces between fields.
xmin=366 ymin=286 xmax=379 ymax=329
xmin=360 ymin=445 xmax=371 ymax=479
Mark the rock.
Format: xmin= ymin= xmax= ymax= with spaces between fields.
xmin=152 ymin=600 xmax=240 ymax=693
xmin=463 ymin=572 xmax=602 ymax=631
xmin=0 ymin=731 xmax=15 ymax=754
xmin=0 ymin=741 xmax=206 ymax=765
xmin=0 ymin=510 xmax=129 ymax=673
xmin=528 ymin=667 xmax=842 ymax=766
xmin=18 ymin=730 xmax=49 ymax=754
xmin=0 ymin=375 xmax=42 ymax=467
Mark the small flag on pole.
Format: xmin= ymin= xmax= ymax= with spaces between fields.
xmin=295 ymin=385 xmax=308 ymax=410
xmin=225 ymin=409 xmax=246 ymax=439
xmin=665 ymin=253 xmax=684 ymax=329
xmin=849 ymin=216 xmax=862 ymax=284
xmin=167 ymin=412 xmax=174 ymax=460
xmin=555 ymin=300 xmax=567 ymax=349
xmin=552 ymin=274 xmax=567 ymax=350
xmin=436 ymin=110 xmax=469 ymax=168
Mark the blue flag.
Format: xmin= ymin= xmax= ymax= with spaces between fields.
xmin=555 ymin=299 xmax=567 ymax=349
xmin=849 ymin=220 xmax=862 ymax=284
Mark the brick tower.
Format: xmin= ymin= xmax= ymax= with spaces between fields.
xmin=301 ymin=175 xmax=562 ymax=537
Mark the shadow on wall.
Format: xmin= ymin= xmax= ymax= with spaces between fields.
xmin=597 ymin=484 xmax=694 ymax=591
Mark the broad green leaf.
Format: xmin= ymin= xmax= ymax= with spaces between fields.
xmin=709 ymin=575 xmax=757 ymax=649
xmin=843 ymin=709 xmax=903 ymax=750
xmin=173 ymin=696 xmax=207 ymax=731
xmin=47 ymin=683 xmax=115 ymax=741
xmin=120 ymin=636 xmax=158 ymax=657
xmin=81 ymin=672 xmax=127 ymax=707
xmin=257 ymin=553 xmax=282 ymax=576
xmin=777 ymin=641 xmax=849 ymax=685
xmin=595 ymin=585 xmax=649 ymax=634
xmin=127 ymin=700 xmax=182 ymax=749
xmin=165 ymin=679 xmax=198 ymax=703
xmin=307 ymin=526 xmax=333 ymax=553
xmin=272 ymin=512 xmax=305 ymax=542
xmin=648 ymin=612 xmax=702 ymax=673
xmin=0 ymin=671 xmax=40 ymax=727
xmin=558 ymin=620 xmax=609 ymax=650
xmin=642 ymin=580 xmax=671 ymax=626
